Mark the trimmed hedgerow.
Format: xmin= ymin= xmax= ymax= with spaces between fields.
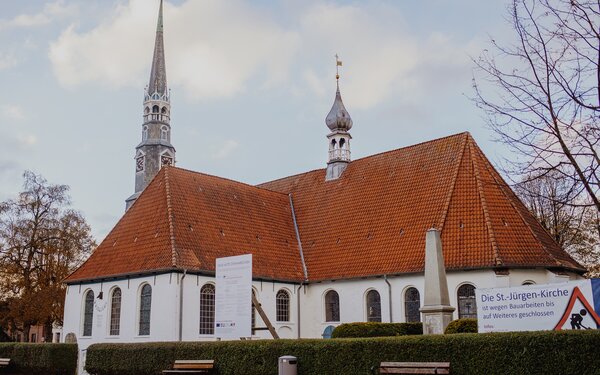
xmin=445 ymin=318 xmax=478 ymax=334
xmin=86 ymin=330 xmax=600 ymax=375
xmin=0 ymin=343 xmax=77 ymax=375
xmin=332 ymin=322 xmax=423 ymax=338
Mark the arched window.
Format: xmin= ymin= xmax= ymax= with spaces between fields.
xmin=109 ymin=288 xmax=122 ymax=336
xmin=457 ymin=284 xmax=477 ymax=319
xmin=404 ymin=287 xmax=421 ymax=322
xmin=522 ymin=281 xmax=535 ymax=286
xmin=366 ymin=290 xmax=381 ymax=322
xmin=199 ymin=284 xmax=215 ymax=335
xmin=142 ymin=125 xmax=148 ymax=141
xmin=325 ymin=290 xmax=340 ymax=322
xmin=82 ymin=290 xmax=94 ymax=336
xmin=139 ymin=284 xmax=152 ymax=335
xmin=152 ymin=105 xmax=159 ymax=113
xmin=161 ymin=107 xmax=167 ymax=114
xmin=339 ymin=138 xmax=346 ymax=148
xmin=331 ymin=139 xmax=337 ymax=148
xmin=276 ymin=289 xmax=290 ymax=322
xmin=160 ymin=126 xmax=168 ymax=141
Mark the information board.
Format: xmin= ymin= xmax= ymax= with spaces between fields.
xmin=476 ymin=279 xmax=600 ymax=333
xmin=214 ymin=254 xmax=252 ymax=339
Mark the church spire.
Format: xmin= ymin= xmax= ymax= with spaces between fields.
xmin=325 ymin=55 xmax=353 ymax=181
xmin=148 ymin=0 xmax=167 ymax=96
xmin=126 ymin=0 xmax=175 ymax=210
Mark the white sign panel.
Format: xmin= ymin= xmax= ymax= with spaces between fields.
xmin=215 ymin=254 xmax=252 ymax=339
xmin=476 ymin=279 xmax=600 ymax=333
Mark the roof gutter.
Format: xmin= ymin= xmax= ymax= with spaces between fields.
xmin=384 ymin=275 xmax=393 ymax=322
xmin=289 ymin=194 xmax=308 ymax=281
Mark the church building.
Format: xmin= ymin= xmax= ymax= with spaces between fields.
xmin=62 ymin=1 xmax=584 ymax=371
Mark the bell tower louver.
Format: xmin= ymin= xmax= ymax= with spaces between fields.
xmin=126 ymin=0 xmax=175 ymax=210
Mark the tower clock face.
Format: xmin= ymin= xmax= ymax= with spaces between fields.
xmin=136 ymin=156 xmax=145 ymax=172
xmin=161 ymin=155 xmax=173 ymax=167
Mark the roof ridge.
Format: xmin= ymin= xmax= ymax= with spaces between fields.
xmin=258 ymin=132 xmax=471 ymax=187
xmin=471 ymin=143 xmax=564 ymax=267
xmin=289 ymin=194 xmax=308 ymax=281
xmin=169 ymin=165 xmax=292 ymax=198
xmin=164 ymin=166 xmax=178 ymax=267
xmin=437 ymin=133 xmax=469 ymax=230
xmin=468 ymin=136 xmax=502 ymax=267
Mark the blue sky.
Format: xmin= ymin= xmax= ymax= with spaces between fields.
xmin=0 ymin=0 xmax=514 ymax=240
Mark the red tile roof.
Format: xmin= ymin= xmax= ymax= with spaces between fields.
xmin=66 ymin=132 xmax=583 ymax=283
xmin=66 ymin=167 xmax=306 ymax=282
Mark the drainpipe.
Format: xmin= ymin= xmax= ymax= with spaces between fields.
xmin=296 ymin=283 xmax=304 ymax=338
xmin=178 ymin=270 xmax=187 ymax=341
xmin=384 ymin=275 xmax=393 ymax=322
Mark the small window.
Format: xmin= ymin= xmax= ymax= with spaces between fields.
xmin=276 ymin=290 xmax=290 ymax=322
xmin=199 ymin=284 xmax=215 ymax=335
xmin=160 ymin=126 xmax=168 ymax=141
xmin=522 ymin=281 xmax=535 ymax=286
xmin=139 ymin=284 xmax=152 ymax=335
xmin=457 ymin=284 xmax=477 ymax=319
xmin=331 ymin=139 xmax=337 ymax=148
xmin=83 ymin=290 xmax=94 ymax=336
xmin=366 ymin=290 xmax=381 ymax=322
xmin=152 ymin=105 xmax=159 ymax=113
xmin=161 ymin=107 xmax=167 ymax=114
xmin=404 ymin=287 xmax=421 ymax=323
xmin=31 ymin=333 xmax=37 ymax=343
xmin=339 ymin=138 xmax=346 ymax=148
xmin=325 ymin=290 xmax=340 ymax=322
xmin=110 ymin=288 xmax=122 ymax=336
xmin=142 ymin=125 xmax=148 ymax=141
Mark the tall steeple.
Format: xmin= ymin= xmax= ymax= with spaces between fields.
xmin=126 ymin=0 xmax=175 ymax=210
xmin=325 ymin=55 xmax=353 ymax=181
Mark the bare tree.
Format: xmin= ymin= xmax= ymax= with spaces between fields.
xmin=473 ymin=0 xmax=600 ymax=223
xmin=0 ymin=171 xmax=95 ymax=342
xmin=515 ymin=173 xmax=599 ymax=265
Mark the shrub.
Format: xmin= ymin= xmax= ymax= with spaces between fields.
xmin=331 ymin=322 xmax=423 ymax=338
xmin=85 ymin=330 xmax=600 ymax=375
xmin=0 ymin=343 xmax=77 ymax=375
xmin=444 ymin=318 xmax=478 ymax=334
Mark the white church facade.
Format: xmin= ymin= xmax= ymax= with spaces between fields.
xmin=61 ymin=1 xmax=584 ymax=372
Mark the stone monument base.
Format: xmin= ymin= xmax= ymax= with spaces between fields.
xmin=420 ymin=305 xmax=455 ymax=335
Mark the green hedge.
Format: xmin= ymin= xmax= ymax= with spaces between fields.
xmin=86 ymin=330 xmax=600 ymax=375
xmin=445 ymin=318 xmax=478 ymax=334
xmin=332 ymin=322 xmax=423 ymax=338
xmin=0 ymin=343 xmax=77 ymax=375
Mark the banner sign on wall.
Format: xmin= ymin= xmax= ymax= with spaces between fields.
xmin=476 ymin=279 xmax=600 ymax=333
xmin=215 ymin=254 xmax=252 ymax=339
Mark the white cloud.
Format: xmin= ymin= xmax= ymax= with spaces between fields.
xmin=17 ymin=134 xmax=38 ymax=147
xmin=0 ymin=53 xmax=17 ymax=70
xmin=1 ymin=105 xmax=25 ymax=121
xmin=0 ymin=1 xmax=78 ymax=30
xmin=211 ymin=139 xmax=239 ymax=159
xmin=48 ymin=0 xmax=477 ymax=108
xmin=49 ymin=0 xmax=298 ymax=97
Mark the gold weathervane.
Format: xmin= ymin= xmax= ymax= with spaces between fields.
xmin=335 ymin=54 xmax=342 ymax=80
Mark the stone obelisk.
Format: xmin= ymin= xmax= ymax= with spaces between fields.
xmin=420 ymin=228 xmax=455 ymax=334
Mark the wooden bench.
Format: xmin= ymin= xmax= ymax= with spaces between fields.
xmin=0 ymin=358 xmax=10 ymax=368
xmin=162 ymin=360 xmax=215 ymax=374
xmin=372 ymin=362 xmax=450 ymax=374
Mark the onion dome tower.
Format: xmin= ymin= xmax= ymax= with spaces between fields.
xmin=325 ymin=55 xmax=353 ymax=181
xmin=126 ymin=0 xmax=176 ymax=210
